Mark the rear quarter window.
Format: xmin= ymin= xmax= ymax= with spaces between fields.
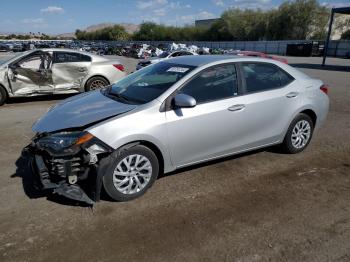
xmin=241 ymin=62 xmax=294 ymax=94
xmin=54 ymin=52 xmax=92 ymax=63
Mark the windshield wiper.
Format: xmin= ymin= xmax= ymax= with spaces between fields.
xmin=107 ymin=90 xmax=132 ymax=103
xmin=104 ymin=86 xmax=147 ymax=105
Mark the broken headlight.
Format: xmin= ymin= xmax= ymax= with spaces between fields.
xmin=37 ymin=131 xmax=94 ymax=155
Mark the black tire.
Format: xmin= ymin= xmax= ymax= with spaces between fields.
xmin=281 ymin=113 xmax=314 ymax=154
xmin=0 ymin=86 xmax=7 ymax=106
xmin=103 ymin=145 xmax=159 ymax=201
xmin=85 ymin=76 xmax=109 ymax=91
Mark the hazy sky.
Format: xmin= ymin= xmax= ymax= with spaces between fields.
xmin=0 ymin=0 xmax=348 ymax=34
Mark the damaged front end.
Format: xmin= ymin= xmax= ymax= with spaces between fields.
xmin=27 ymin=131 xmax=112 ymax=205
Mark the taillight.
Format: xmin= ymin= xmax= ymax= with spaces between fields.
xmin=320 ymin=85 xmax=329 ymax=95
xmin=113 ymin=64 xmax=124 ymax=72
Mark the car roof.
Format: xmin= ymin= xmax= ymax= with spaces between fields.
xmin=164 ymin=55 xmax=310 ymax=79
xmin=29 ymin=48 xmax=107 ymax=61
xmin=165 ymin=55 xmax=277 ymax=67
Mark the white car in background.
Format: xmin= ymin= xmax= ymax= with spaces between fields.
xmin=0 ymin=48 xmax=126 ymax=105
xmin=136 ymin=50 xmax=197 ymax=70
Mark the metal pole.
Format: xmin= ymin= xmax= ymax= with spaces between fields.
xmin=322 ymin=9 xmax=335 ymax=66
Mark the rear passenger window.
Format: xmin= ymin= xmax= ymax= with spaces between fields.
xmin=179 ymin=63 xmax=238 ymax=104
xmin=80 ymin=54 xmax=92 ymax=62
xmin=242 ymin=63 xmax=294 ymax=93
xmin=54 ymin=52 xmax=92 ymax=63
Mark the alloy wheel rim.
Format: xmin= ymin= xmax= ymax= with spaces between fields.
xmin=291 ymin=120 xmax=311 ymax=149
xmin=90 ymin=80 xmax=106 ymax=89
xmin=113 ymin=154 xmax=152 ymax=195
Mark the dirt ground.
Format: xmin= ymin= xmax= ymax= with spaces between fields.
xmin=0 ymin=54 xmax=349 ymax=262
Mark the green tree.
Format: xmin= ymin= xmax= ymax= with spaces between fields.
xmin=218 ymin=8 xmax=267 ymax=40
xmin=341 ymin=29 xmax=350 ymax=40
xmin=266 ymin=0 xmax=329 ymax=40
xmin=75 ymin=25 xmax=129 ymax=40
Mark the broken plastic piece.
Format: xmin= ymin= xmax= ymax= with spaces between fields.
xmin=54 ymin=183 xmax=95 ymax=205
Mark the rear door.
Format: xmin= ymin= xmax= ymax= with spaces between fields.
xmin=51 ymin=51 xmax=91 ymax=92
xmin=231 ymin=62 xmax=301 ymax=148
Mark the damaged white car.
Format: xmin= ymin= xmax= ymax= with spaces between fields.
xmin=0 ymin=49 xmax=126 ymax=105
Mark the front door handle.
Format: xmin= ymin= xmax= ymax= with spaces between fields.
xmin=286 ymin=92 xmax=299 ymax=98
xmin=228 ymin=104 xmax=245 ymax=112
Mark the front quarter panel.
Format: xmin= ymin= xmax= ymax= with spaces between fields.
xmin=0 ymin=66 xmax=11 ymax=95
xmin=86 ymin=101 xmax=175 ymax=173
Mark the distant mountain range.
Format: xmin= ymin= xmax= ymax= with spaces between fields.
xmin=1 ymin=23 xmax=140 ymax=38
xmin=56 ymin=23 xmax=140 ymax=38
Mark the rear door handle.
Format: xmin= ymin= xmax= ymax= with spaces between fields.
xmin=228 ymin=104 xmax=245 ymax=112
xmin=286 ymin=92 xmax=299 ymax=98
xmin=78 ymin=67 xmax=87 ymax=72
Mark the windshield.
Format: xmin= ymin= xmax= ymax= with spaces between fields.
xmin=0 ymin=51 xmax=29 ymax=65
xmin=106 ymin=62 xmax=195 ymax=105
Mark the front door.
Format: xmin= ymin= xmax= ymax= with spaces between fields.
xmin=165 ymin=63 xmax=242 ymax=167
xmin=8 ymin=51 xmax=53 ymax=95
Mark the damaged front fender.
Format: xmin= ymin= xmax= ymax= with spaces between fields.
xmin=28 ymin=132 xmax=113 ymax=205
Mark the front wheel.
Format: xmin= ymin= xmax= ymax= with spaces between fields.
xmin=103 ymin=145 xmax=159 ymax=201
xmin=0 ymin=86 xmax=7 ymax=106
xmin=281 ymin=113 xmax=314 ymax=154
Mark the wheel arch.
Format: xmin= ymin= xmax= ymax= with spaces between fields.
xmin=281 ymin=107 xmax=318 ymax=142
xmin=83 ymin=75 xmax=110 ymax=91
xmin=299 ymin=109 xmax=317 ymax=127
xmin=116 ymin=140 xmax=165 ymax=177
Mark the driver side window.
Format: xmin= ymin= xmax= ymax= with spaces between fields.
xmin=17 ymin=52 xmax=51 ymax=71
xmin=179 ymin=63 xmax=238 ymax=104
xmin=18 ymin=55 xmax=42 ymax=70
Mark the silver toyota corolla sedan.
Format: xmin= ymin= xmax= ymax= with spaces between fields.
xmin=0 ymin=48 xmax=126 ymax=105
xmin=27 ymin=55 xmax=329 ymax=204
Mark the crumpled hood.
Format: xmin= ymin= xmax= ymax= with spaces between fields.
xmin=32 ymin=90 xmax=137 ymax=133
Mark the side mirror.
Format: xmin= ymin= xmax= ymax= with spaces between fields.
xmin=174 ymin=94 xmax=196 ymax=108
xmin=9 ymin=64 xmax=17 ymax=70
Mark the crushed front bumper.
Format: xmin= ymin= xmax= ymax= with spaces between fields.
xmin=30 ymin=153 xmax=95 ymax=205
xmin=26 ymin=134 xmax=112 ymax=206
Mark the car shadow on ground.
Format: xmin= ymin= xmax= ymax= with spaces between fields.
xmin=6 ymin=94 xmax=75 ymax=105
xmin=11 ymin=146 xmax=285 ymax=207
xmin=11 ymin=150 xmax=93 ymax=207
xmin=158 ymin=146 xmax=283 ymax=179
xmin=290 ymin=63 xmax=350 ymax=72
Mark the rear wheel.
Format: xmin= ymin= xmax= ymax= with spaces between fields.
xmin=85 ymin=76 xmax=109 ymax=91
xmin=0 ymin=86 xmax=7 ymax=106
xmin=103 ymin=145 xmax=159 ymax=201
xmin=281 ymin=113 xmax=314 ymax=154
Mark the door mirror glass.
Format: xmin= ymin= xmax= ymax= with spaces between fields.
xmin=174 ymin=94 xmax=196 ymax=108
xmin=9 ymin=64 xmax=17 ymax=70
